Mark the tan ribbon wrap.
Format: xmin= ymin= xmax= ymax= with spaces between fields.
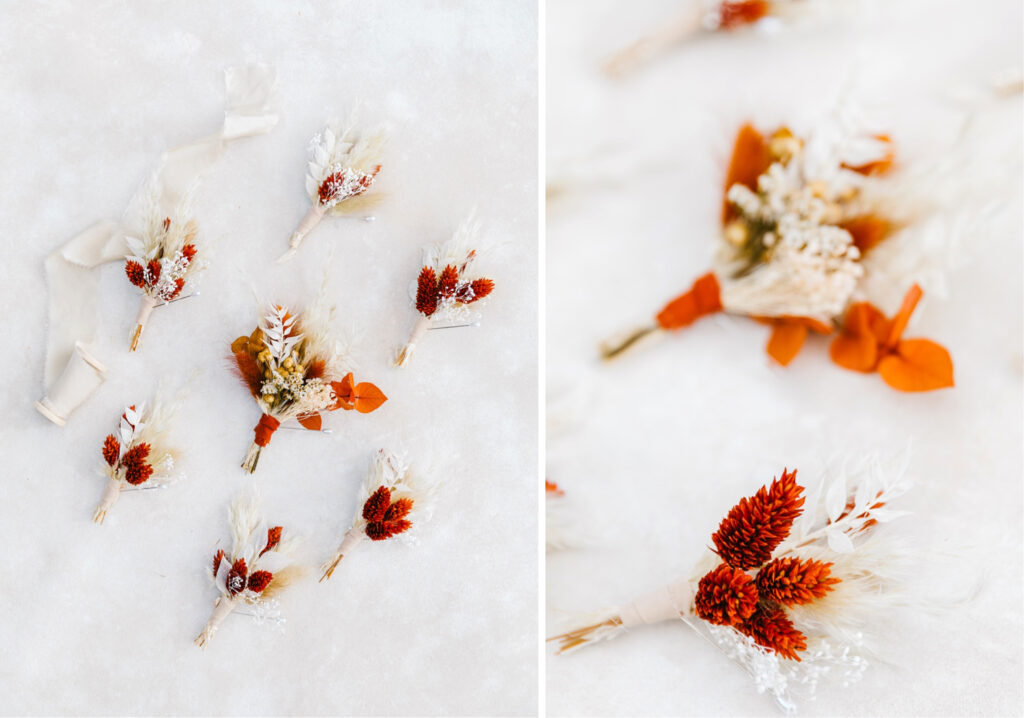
xmin=395 ymin=316 xmax=431 ymax=367
xmin=37 ymin=64 xmax=278 ymax=426
xmin=617 ymin=577 xmax=696 ymax=628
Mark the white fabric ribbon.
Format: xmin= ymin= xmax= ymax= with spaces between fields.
xmin=617 ymin=577 xmax=695 ymax=628
xmin=36 ymin=64 xmax=278 ymax=426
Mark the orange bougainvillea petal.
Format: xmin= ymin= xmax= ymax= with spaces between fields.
xmin=722 ymin=124 xmax=773 ymax=222
xmin=878 ymin=339 xmax=954 ymax=392
xmin=830 ymin=303 xmax=887 ymax=372
xmin=883 ymin=284 xmax=923 ymax=351
xmin=841 ymin=134 xmax=894 ymax=176
xmin=840 ymin=215 xmax=894 ymax=254
xmin=297 ymin=413 xmax=322 ymax=431
xmin=352 ymin=382 xmax=388 ymax=414
xmin=655 ymin=273 xmax=723 ymax=330
xmin=766 ymin=322 xmax=808 ymax=367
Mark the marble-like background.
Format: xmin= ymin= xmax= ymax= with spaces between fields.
xmin=0 ymin=2 xmax=538 ymax=715
xmin=546 ymin=0 xmax=1022 ymax=715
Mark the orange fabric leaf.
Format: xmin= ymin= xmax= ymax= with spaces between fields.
xmin=766 ymin=322 xmax=808 ymax=367
xmin=352 ymin=382 xmax=388 ymax=414
xmin=840 ymin=215 xmax=893 ymax=254
xmin=655 ymin=273 xmax=723 ymax=330
xmin=297 ymin=413 xmax=322 ymax=431
xmin=878 ymin=339 xmax=954 ymax=392
xmin=722 ymin=124 xmax=773 ymax=222
xmin=829 ymin=303 xmax=889 ymax=372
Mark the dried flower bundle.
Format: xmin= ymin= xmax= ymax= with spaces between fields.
xmin=320 ymin=450 xmax=439 ymax=581
xmin=195 ymin=494 xmax=301 ymax=648
xmin=279 ymin=119 xmax=386 ymax=262
xmin=601 ymin=121 xmax=954 ymax=392
xmin=93 ymin=395 xmax=182 ymax=524
xmin=604 ymin=1 xmax=802 ymax=76
xmin=231 ymin=301 xmax=387 ymax=472
xmin=124 ymin=185 xmax=206 ymax=351
xmin=395 ymin=215 xmax=496 ymax=366
xmin=550 ymin=459 xmax=916 ymax=712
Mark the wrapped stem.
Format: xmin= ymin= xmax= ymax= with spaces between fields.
xmin=549 ymin=578 xmax=694 ymax=653
xmin=194 ymin=595 xmax=239 ymax=649
xmin=394 ymin=316 xmax=431 ymax=367
xmin=92 ymin=477 xmax=122 ymax=524
xmin=241 ymin=442 xmax=262 ymax=474
xmin=129 ymin=295 xmax=159 ymax=352
xmin=320 ymin=529 xmax=366 ymax=582
xmin=278 ymin=204 xmax=326 ymax=263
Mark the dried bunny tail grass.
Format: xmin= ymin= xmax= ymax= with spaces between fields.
xmin=259 ymin=565 xmax=306 ymax=600
xmin=229 ymin=493 xmax=263 ymax=559
xmin=423 ymin=210 xmax=485 ymax=270
xmin=548 ymin=610 xmax=628 ymax=654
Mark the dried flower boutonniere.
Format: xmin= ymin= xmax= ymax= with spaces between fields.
xmin=601 ymin=120 xmax=954 ymax=392
xmin=395 ymin=215 xmax=496 ymax=366
xmin=231 ymin=301 xmax=387 ymax=473
xmin=320 ymin=450 xmax=439 ymax=581
xmin=279 ymin=119 xmax=386 ymax=263
xmin=94 ymin=395 xmax=182 ymax=524
xmin=605 ymin=1 xmax=805 ymax=76
xmin=550 ymin=461 xmax=916 ymax=712
xmin=195 ymin=494 xmax=302 ymax=648
xmin=124 ymin=185 xmax=206 ymax=351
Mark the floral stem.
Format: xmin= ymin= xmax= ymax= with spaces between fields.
xmin=194 ymin=596 xmax=238 ymax=649
xmin=129 ymin=295 xmax=158 ymax=352
xmin=241 ymin=442 xmax=262 ymax=474
xmin=600 ymin=324 xmax=660 ymax=360
xmin=92 ymin=477 xmax=121 ymax=524
xmin=395 ymin=316 xmax=431 ymax=367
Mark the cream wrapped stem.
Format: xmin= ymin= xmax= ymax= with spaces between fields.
xmin=194 ymin=595 xmax=239 ymax=649
xmin=277 ymin=204 xmax=325 ymax=264
xmin=92 ymin=477 xmax=122 ymax=524
xmin=319 ymin=528 xmax=367 ymax=581
xmin=129 ymin=295 xmax=159 ymax=352
xmin=394 ymin=316 xmax=431 ymax=367
xmin=549 ymin=577 xmax=695 ymax=653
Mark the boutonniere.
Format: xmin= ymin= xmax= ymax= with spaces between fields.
xmin=195 ymin=494 xmax=301 ymax=648
xmin=280 ymin=119 xmax=386 ymax=262
xmin=551 ymin=461 xmax=915 ymax=712
xmin=94 ymin=393 xmax=183 ymax=523
xmin=124 ymin=185 xmax=205 ymax=351
xmin=395 ymin=215 xmax=495 ymax=366
xmin=602 ymin=121 xmax=954 ymax=391
xmin=231 ymin=299 xmax=387 ymax=473
xmin=320 ymin=450 xmax=439 ymax=581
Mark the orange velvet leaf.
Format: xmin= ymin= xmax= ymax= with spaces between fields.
xmin=840 ymin=215 xmax=893 ymax=254
xmin=352 ymin=382 xmax=388 ymax=414
xmin=829 ymin=303 xmax=889 ymax=372
xmin=722 ymin=124 xmax=772 ymax=222
xmin=766 ymin=322 xmax=808 ymax=367
xmin=297 ymin=413 xmax=322 ymax=431
xmin=655 ymin=273 xmax=723 ymax=330
xmin=878 ymin=339 xmax=954 ymax=392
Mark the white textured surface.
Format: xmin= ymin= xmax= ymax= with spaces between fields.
xmin=0 ymin=2 xmax=537 ymax=715
xmin=546 ymin=0 xmax=1022 ymax=715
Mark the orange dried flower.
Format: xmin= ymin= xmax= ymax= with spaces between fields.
xmin=247 ymin=570 xmax=274 ymax=594
xmin=718 ymin=0 xmax=770 ymax=30
xmin=121 ymin=443 xmax=153 ymax=485
xmin=259 ymin=526 xmax=282 ymax=557
xmin=740 ymin=604 xmax=807 ymax=661
xmin=226 ymin=558 xmax=247 ymax=596
xmin=545 ymin=480 xmax=564 ymax=496
xmin=125 ymin=261 xmax=145 ymax=287
xmin=755 ymin=557 xmax=840 ymax=606
xmin=458 ymin=278 xmax=495 ymax=304
xmin=416 ymin=267 xmax=439 ymax=316
xmin=162 ymin=217 xmax=171 ymax=232
xmin=362 ymin=486 xmax=391 ymax=522
xmin=711 ymin=469 xmax=805 ymax=570
xmin=146 ymin=259 xmax=161 ymax=285
xmin=212 ymin=549 xmax=225 ymax=577
xmin=366 ymin=516 xmax=412 ymax=541
xmin=167 ymin=278 xmax=186 ymax=300
xmin=438 ymin=265 xmax=459 ymax=298
xmin=655 ymin=273 xmax=722 ymax=330
xmin=694 ymin=564 xmax=759 ymax=626
xmin=383 ymin=497 xmax=413 ymax=523
xmin=181 ymin=244 xmax=197 ymax=262
xmin=102 ymin=434 xmax=120 ymax=467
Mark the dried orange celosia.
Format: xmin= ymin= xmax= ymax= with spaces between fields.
xmin=712 ymin=469 xmax=804 ymax=570
xmin=363 ymin=486 xmax=414 ymax=541
xmin=755 ymin=557 xmax=840 ymax=606
xmin=694 ymin=564 xmax=759 ymax=626
xmin=740 ymin=604 xmax=808 ymax=661
xmin=246 ymin=570 xmax=274 ymax=594
xmin=259 ymin=526 xmax=282 ymax=557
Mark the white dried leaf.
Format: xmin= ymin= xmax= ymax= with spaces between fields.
xmin=825 ymin=475 xmax=847 ymax=523
xmin=826 ymin=529 xmax=855 ymax=554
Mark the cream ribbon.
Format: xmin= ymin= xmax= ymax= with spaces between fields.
xmin=36 ymin=64 xmax=278 ymax=426
xmin=617 ymin=577 xmax=695 ymax=628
